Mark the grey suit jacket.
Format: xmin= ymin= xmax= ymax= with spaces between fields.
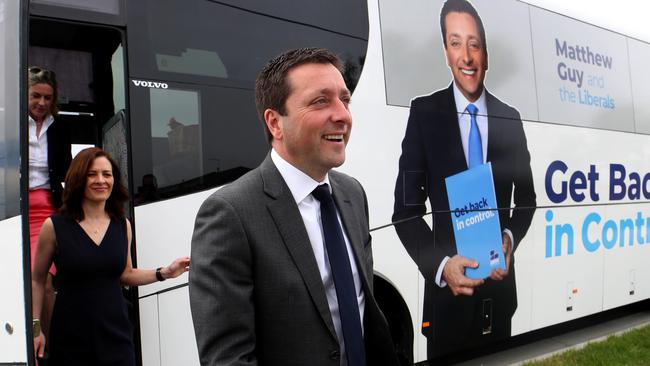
xmin=190 ymin=154 xmax=397 ymax=366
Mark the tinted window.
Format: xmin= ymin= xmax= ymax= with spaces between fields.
xmin=126 ymin=0 xmax=367 ymax=89
xmin=214 ymin=0 xmax=368 ymax=39
xmin=30 ymin=0 xmax=125 ymax=25
xmin=31 ymin=0 xmax=120 ymax=15
xmin=127 ymin=0 xmax=369 ymax=204
xmin=129 ymin=81 xmax=267 ymax=204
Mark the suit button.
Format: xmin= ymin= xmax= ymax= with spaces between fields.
xmin=330 ymin=350 xmax=340 ymax=360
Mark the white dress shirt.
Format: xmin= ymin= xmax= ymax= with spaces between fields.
xmin=28 ymin=115 xmax=54 ymax=190
xmin=435 ymin=84 xmax=513 ymax=287
xmin=271 ymin=149 xmax=365 ymax=366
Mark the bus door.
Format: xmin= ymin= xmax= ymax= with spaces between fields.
xmin=26 ymin=4 xmax=134 ymax=363
xmin=28 ymin=17 xmax=127 ymax=159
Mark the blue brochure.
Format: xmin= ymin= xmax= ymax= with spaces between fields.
xmin=444 ymin=162 xmax=504 ymax=279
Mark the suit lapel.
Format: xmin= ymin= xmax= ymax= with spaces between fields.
xmin=329 ymin=175 xmax=371 ymax=286
xmin=442 ymin=85 xmax=469 ymax=172
xmin=330 ymin=175 xmax=397 ymax=359
xmin=485 ymin=91 xmax=503 ymax=163
xmin=260 ymin=156 xmax=338 ymax=340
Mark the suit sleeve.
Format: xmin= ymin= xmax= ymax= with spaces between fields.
xmin=189 ymin=194 xmax=257 ymax=366
xmin=508 ymin=112 xmax=537 ymax=251
xmin=392 ymin=102 xmax=443 ymax=280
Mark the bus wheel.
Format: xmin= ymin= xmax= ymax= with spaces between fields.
xmin=374 ymin=275 xmax=414 ymax=366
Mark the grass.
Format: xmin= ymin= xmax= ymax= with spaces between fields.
xmin=523 ymin=324 xmax=650 ymax=366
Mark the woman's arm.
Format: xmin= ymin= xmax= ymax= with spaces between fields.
xmin=120 ymin=218 xmax=190 ymax=286
xmin=31 ymin=218 xmax=57 ymax=357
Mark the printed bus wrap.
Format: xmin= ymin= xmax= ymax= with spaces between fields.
xmin=445 ymin=162 xmax=505 ymax=279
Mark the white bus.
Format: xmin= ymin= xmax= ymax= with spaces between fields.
xmin=1 ymin=0 xmax=649 ymax=365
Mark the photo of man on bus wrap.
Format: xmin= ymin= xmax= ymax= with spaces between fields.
xmin=392 ymin=0 xmax=537 ymax=359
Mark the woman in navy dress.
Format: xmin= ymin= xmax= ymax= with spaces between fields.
xmin=31 ymin=147 xmax=190 ymax=365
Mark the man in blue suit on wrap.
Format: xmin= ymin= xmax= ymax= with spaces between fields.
xmin=392 ymin=0 xmax=537 ymax=359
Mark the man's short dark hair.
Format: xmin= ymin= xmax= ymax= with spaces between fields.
xmin=440 ymin=0 xmax=487 ymax=55
xmin=255 ymin=47 xmax=343 ymax=143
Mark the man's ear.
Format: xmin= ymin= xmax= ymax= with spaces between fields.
xmin=264 ymin=108 xmax=283 ymax=141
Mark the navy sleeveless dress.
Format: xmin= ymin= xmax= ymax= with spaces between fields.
xmin=48 ymin=213 xmax=135 ymax=366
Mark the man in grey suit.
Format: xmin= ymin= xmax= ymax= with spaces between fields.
xmin=190 ymin=48 xmax=398 ymax=366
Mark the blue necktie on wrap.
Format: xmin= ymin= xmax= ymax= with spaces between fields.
xmin=467 ymin=103 xmax=482 ymax=168
xmin=312 ymin=184 xmax=366 ymax=366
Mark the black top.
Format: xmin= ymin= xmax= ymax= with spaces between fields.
xmin=48 ymin=213 xmax=135 ymax=366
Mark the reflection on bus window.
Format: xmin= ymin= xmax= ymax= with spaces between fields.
xmin=156 ymin=49 xmax=227 ymax=78
xmin=149 ymin=88 xmax=202 ymax=190
xmin=31 ymin=0 xmax=120 ymax=15
xmin=112 ymin=45 xmax=126 ymax=112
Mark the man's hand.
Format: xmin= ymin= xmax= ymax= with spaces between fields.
xmin=442 ymin=255 xmax=484 ymax=296
xmin=490 ymin=233 xmax=512 ymax=281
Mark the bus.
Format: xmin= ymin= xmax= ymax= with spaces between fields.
xmin=1 ymin=0 xmax=649 ymax=365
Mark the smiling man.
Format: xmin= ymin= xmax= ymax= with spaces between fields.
xmin=190 ymin=48 xmax=398 ymax=366
xmin=392 ymin=0 xmax=536 ymax=359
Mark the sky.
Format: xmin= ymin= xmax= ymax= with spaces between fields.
xmin=524 ymin=0 xmax=650 ymax=42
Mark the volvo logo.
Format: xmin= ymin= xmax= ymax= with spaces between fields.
xmin=131 ymin=79 xmax=169 ymax=89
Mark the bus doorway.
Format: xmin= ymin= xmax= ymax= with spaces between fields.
xmin=29 ymin=18 xmax=127 ymax=155
xmin=27 ymin=16 xmax=138 ymax=365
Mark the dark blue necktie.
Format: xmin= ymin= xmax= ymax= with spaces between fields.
xmin=312 ymin=184 xmax=366 ymax=366
xmin=467 ymin=103 xmax=483 ymax=168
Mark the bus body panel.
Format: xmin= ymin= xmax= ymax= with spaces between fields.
xmin=134 ymin=189 xmax=215 ymax=297
xmin=135 ymin=191 xmax=216 ymax=364
xmin=349 ymin=0 xmax=650 ymax=360
xmin=0 ymin=216 xmax=27 ymax=363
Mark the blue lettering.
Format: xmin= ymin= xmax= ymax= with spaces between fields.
xmin=556 ymin=224 xmax=574 ymax=256
xmin=569 ymin=171 xmax=587 ymax=202
xmin=546 ymin=161 xmax=601 ymax=203
xmin=546 ymin=160 xmax=568 ymax=203
xmin=555 ymin=38 xmax=613 ymax=69
xmin=628 ymin=172 xmax=641 ymax=200
xmin=582 ymin=212 xmax=601 ymax=252
xmin=602 ymin=55 xmax=613 ymax=69
xmin=545 ymin=210 xmax=553 ymax=258
xmin=602 ymin=219 xmax=618 ymax=249
xmin=635 ymin=212 xmax=646 ymax=244
xmin=557 ymin=62 xmax=583 ymax=88
xmin=609 ymin=164 xmax=626 ymax=200
xmin=557 ymin=62 xmax=567 ymax=81
xmin=587 ymin=165 xmax=600 ymax=201
xmin=555 ymin=38 xmax=567 ymax=57
xmin=620 ymin=218 xmax=634 ymax=247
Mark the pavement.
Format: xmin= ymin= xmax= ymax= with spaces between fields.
xmin=451 ymin=305 xmax=650 ymax=365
